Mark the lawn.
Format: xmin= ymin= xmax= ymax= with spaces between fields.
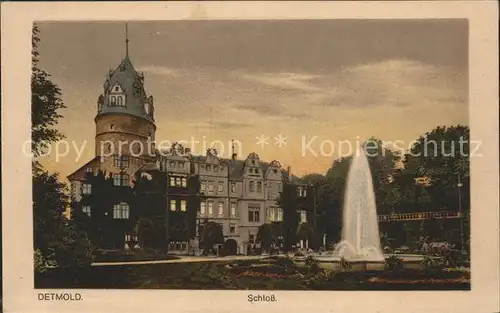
xmin=35 ymin=257 xmax=470 ymax=290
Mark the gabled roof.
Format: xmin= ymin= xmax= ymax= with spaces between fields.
xmin=66 ymin=156 xmax=100 ymax=180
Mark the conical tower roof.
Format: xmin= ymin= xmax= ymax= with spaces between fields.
xmin=96 ymin=25 xmax=154 ymax=123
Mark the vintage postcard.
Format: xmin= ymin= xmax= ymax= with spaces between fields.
xmin=1 ymin=2 xmax=499 ymax=313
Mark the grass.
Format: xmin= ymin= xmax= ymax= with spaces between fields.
xmin=35 ymin=258 xmax=470 ymax=290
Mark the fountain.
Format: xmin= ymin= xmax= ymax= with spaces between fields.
xmin=308 ymin=147 xmax=386 ymax=269
xmin=288 ymin=146 xmax=430 ymax=271
xmin=333 ymin=147 xmax=385 ymax=262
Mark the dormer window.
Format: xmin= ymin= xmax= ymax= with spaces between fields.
xmin=115 ymin=86 xmax=119 ymax=92
xmin=110 ymin=96 xmax=117 ymax=106
xmin=144 ymin=102 xmax=149 ymax=114
xmin=117 ymin=97 xmax=123 ymax=107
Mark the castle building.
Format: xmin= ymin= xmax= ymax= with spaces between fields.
xmin=68 ymin=25 xmax=316 ymax=254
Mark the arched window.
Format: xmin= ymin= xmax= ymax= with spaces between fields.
xmin=117 ymin=96 xmax=123 ymax=107
xmin=113 ymin=202 xmax=130 ymax=219
xmin=110 ymin=96 xmax=116 ymax=106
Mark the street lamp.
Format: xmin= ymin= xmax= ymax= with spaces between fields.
xmin=457 ymin=174 xmax=464 ymax=254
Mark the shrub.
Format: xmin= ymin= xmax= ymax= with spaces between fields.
xmin=339 ymin=257 xmax=352 ymax=271
xmin=384 ymin=255 xmax=403 ymax=271
xmin=421 ymin=255 xmax=443 ymax=270
xmin=305 ymin=256 xmax=320 ymax=274
xmin=277 ymin=256 xmax=295 ymax=272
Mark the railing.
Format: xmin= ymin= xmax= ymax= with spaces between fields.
xmin=378 ymin=211 xmax=462 ymax=222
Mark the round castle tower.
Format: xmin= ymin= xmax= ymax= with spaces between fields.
xmin=94 ymin=26 xmax=156 ymax=182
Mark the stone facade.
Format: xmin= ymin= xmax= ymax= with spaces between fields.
xmin=67 ymin=43 xmax=316 ymax=254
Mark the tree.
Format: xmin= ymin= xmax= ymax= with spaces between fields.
xmin=200 ymin=221 xmax=224 ymax=255
xmin=256 ymin=223 xmax=275 ymax=252
xmin=135 ymin=218 xmax=154 ymax=249
xmin=398 ymin=125 xmax=470 ymax=249
xmin=33 ymin=168 xmax=93 ymax=270
xmin=31 ymin=23 xmax=66 ymax=158
xmin=296 ymin=222 xmax=315 ymax=246
xmin=32 ymin=23 xmax=92 ymax=272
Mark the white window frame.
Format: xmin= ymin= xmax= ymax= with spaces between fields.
xmin=230 ymin=203 xmax=236 ymax=217
xmin=82 ymin=183 xmax=91 ymax=195
xmin=208 ymin=201 xmax=213 ymax=215
xmin=82 ymin=205 xmax=91 ymax=217
xmin=218 ymin=202 xmax=224 ymax=216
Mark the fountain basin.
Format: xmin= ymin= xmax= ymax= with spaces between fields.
xmin=293 ymin=254 xmax=429 ymax=271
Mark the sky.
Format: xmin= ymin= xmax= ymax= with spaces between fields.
xmin=36 ymin=19 xmax=468 ymax=179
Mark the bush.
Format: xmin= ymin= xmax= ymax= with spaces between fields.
xmin=339 ymin=257 xmax=352 ymax=271
xmin=385 ymin=255 xmax=403 ymax=271
xmin=305 ymin=256 xmax=320 ymax=274
xmin=277 ymin=256 xmax=295 ymax=272
xmin=421 ymin=255 xmax=443 ymax=270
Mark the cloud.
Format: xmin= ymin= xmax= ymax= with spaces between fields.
xmin=237 ymin=72 xmax=323 ymax=92
xmin=136 ymin=59 xmax=466 ymax=128
xmin=135 ymin=65 xmax=180 ymax=77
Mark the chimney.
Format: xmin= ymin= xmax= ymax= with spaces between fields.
xmin=287 ymin=166 xmax=291 ymax=179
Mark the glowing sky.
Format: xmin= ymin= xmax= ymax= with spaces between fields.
xmin=36 ymin=19 xmax=468 ymax=179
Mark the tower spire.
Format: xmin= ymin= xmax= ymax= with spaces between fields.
xmin=125 ymin=22 xmax=129 ymax=57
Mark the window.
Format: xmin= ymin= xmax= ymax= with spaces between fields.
xmin=248 ymin=207 xmax=260 ymax=222
xmin=214 ymin=166 xmax=219 ymax=172
xmin=206 ymin=165 xmax=211 ymax=171
xmin=208 ymin=182 xmax=214 ymax=192
xmin=229 ymin=223 xmax=236 ymax=234
xmin=181 ymin=177 xmax=187 ymax=187
xmin=113 ymin=203 xmax=129 ymax=219
xmin=208 ymin=202 xmax=213 ymax=215
xmin=218 ymin=202 xmax=223 ymax=216
xmin=170 ymin=200 xmax=177 ymax=211
xmin=231 ymin=182 xmax=236 ymax=193
xmin=268 ymin=207 xmax=276 ymax=222
xmin=121 ymin=155 xmax=129 ymax=168
xmin=170 ymin=177 xmax=176 ymax=187
xmin=230 ymin=203 xmax=236 ymax=217
xmin=180 ymin=200 xmax=187 ymax=212
xmin=300 ymin=210 xmax=307 ymax=223
xmin=298 ymin=187 xmax=307 ymax=197
xmin=117 ymin=96 xmax=123 ymax=107
xmin=251 ymin=160 xmax=255 ymax=165
xmin=255 ymin=168 xmax=259 ymax=174
xmin=257 ymin=182 xmax=262 ymax=193
xmin=82 ymin=183 xmax=91 ymax=195
xmin=170 ymin=161 xmax=176 ymax=168
xmin=249 ymin=181 xmax=255 ymax=192
xmin=273 ymin=169 xmax=278 ymax=174
xmin=114 ymin=155 xmax=129 ymax=168
xmin=110 ymin=124 xmax=115 ymax=130
xmin=249 ymin=234 xmax=255 ymax=243
xmin=277 ymin=208 xmax=284 ymax=222
xmin=122 ymin=174 xmax=130 ymax=186
xmin=175 ymin=177 xmax=181 ymax=187
xmin=82 ymin=205 xmax=91 ymax=217
xmin=200 ymin=181 xmax=206 ymax=191
xmin=110 ymin=96 xmax=116 ymax=106
xmin=217 ymin=182 xmax=223 ymax=192
xmin=85 ymin=167 xmax=93 ymax=173
xmin=179 ymin=161 xmax=185 ymax=168
xmin=113 ymin=174 xmax=121 ymax=186
xmin=200 ymin=202 xmax=206 ymax=215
